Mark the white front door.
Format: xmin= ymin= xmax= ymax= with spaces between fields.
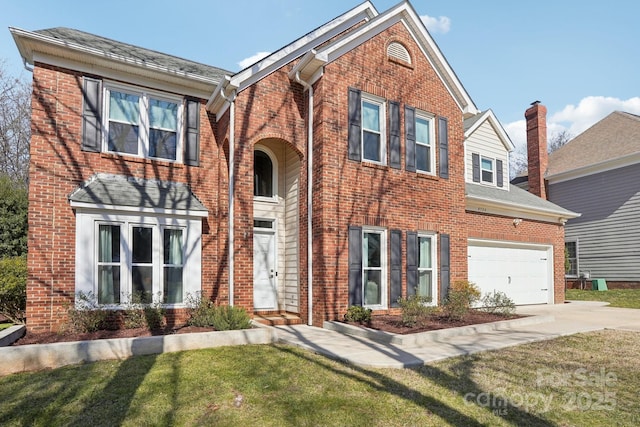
xmin=253 ymin=229 xmax=277 ymax=310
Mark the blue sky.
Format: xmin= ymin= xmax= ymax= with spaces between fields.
xmin=2 ymin=0 xmax=639 ymax=154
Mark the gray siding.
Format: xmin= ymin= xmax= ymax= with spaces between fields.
xmin=549 ymin=163 xmax=640 ymax=281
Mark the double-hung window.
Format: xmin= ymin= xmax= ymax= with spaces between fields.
xmin=417 ymin=234 xmax=435 ymax=300
xmin=105 ymin=84 xmax=182 ymax=162
xmin=481 ymin=156 xmax=495 ymax=184
xmin=565 ymin=241 xmax=578 ymax=277
xmin=363 ymin=228 xmax=387 ymax=308
xmin=361 ymin=96 xmax=386 ymax=164
xmin=415 ymin=114 xmax=435 ymax=174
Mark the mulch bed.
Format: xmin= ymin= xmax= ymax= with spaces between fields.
xmin=345 ymin=310 xmax=520 ymax=335
xmin=12 ymin=325 xmax=215 ymax=346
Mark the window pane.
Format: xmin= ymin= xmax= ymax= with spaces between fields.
xmin=418 ymin=237 xmax=432 ymax=268
xmin=164 ymin=267 xmax=183 ymax=304
xmin=98 ymin=266 xmax=120 ymax=304
xmin=164 ymin=229 xmax=183 ymax=265
xmin=362 ymin=102 xmax=380 ymax=132
xmin=418 ymin=271 xmax=432 ymax=298
xmin=149 ymin=129 xmax=177 ymax=160
xmin=363 ymin=131 xmax=381 ymax=162
xmin=481 ymin=158 xmax=493 ymax=171
xmin=132 ymin=227 xmax=153 ymax=263
xmin=132 ymin=266 xmax=153 ymax=303
xmin=254 ymin=151 xmax=273 ymax=197
xmin=149 ymin=99 xmax=177 ymax=130
xmin=98 ymin=225 xmax=120 ymax=263
xmin=364 ymin=270 xmax=381 ymax=305
xmin=364 ymin=232 xmax=381 ymax=268
xmin=108 ymin=122 xmax=139 ymax=154
xmin=482 ymin=170 xmax=493 ymax=182
xmin=416 ymin=117 xmax=430 ymax=144
xmin=416 ymin=144 xmax=430 ymax=172
xmin=109 ymin=91 xmax=140 ymax=124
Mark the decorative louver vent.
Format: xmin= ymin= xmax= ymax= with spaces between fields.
xmin=387 ymin=42 xmax=411 ymax=64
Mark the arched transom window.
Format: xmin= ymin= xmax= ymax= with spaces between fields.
xmin=254 ymin=149 xmax=274 ymax=197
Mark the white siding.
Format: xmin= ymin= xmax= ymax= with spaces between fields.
xmin=465 ymin=120 xmax=509 ymax=186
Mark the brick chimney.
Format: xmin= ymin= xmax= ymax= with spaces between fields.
xmin=525 ymin=101 xmax=548 ymax=199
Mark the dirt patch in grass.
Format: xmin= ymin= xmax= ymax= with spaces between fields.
xmin=346 ymin=310 xmax=520 ymax=335
xmin=12 ymin=325 xmax=215 ymax=346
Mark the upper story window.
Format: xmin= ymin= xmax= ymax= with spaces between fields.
xmin=415 ymin=114 xmax=435 ymax=174
xmin=471 ymin=153 xmax=503 ymax=187
xmin=481 ymin=156 xmax=494 ymax=183
xmin=105 ymin=85 xmax=181 ymax=162
xmin=362 ymin=96 xmax=386 ymax=164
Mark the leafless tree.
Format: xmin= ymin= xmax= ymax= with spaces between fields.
xmin=510 ymin=130 xmax=573 ymax=179
xmin=0 ymin=62 xmax=31 ymax=187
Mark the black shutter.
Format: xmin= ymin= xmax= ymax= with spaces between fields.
xmin=438 ymin=117 xmax=449 ymax=178
xmin=440 ymin=233 xmax=450 ymax=304
xmin=348 ymin=226 xmax=363 ymax=306
xmin=496 ymin=159 xmax=504 ymax=187
xmin=406 ymin=231 xmax=417 ymax=297
xmin=388 ymin=101 xmax=401 ymax=169
xmin=184 ymin=98 xmax=200 ymax=166
xmin=348 ymin=88 xmax=362 ymax=161
xmin=472 ymin=153 xmax=480 ymax=182
xmin=390 ymin=229 xmax=402 ymax=307
xmin=405 ymin=106 xmax=416 ymax=172
xmin=81 ymin=77 xmax=102 ymax=152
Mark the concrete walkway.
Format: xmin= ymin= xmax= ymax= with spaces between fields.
xmin=274 ymin=301 xmax=640 ymax=369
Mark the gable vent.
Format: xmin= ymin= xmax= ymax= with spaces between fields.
xmin=387 ymin=42 xmax=411 ymax=64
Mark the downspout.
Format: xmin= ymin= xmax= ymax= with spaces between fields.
xmin=220 ymin=84 xmax=237 ymax=306
xmin=294 ymin=71 xmax=314 ymax=326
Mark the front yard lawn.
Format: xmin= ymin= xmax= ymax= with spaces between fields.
xmin=566 ymin=288 xmax=640 ymax=309
xmin=0 ymin=323 xmax=13 ymax=331
xmin=1 ymin=330 xmax=638 ymax=426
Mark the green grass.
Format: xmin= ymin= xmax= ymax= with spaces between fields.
xmin=0 ymin=323 xmax=13 ymax=331
xmin=566 ymin=288 xmax=640 ymax=309
xmin=1 ymin=330 xmax=639 ymax=426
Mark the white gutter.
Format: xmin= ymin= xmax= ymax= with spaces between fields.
xmin=218 ymin=77 xmax=238 ymax=306
xmin=293 ymin=71 xmax=314 ymax=326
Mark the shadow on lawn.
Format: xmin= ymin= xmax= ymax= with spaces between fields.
xmin=275 ymin=327 xmax=554 ymax=426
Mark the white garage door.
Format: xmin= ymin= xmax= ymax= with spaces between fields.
xmin=468 ymin=242 xmax=553 ymax=305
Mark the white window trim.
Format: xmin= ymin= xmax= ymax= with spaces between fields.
xmin=102 ymin=81 xmax=184 ymax=163
xmin=253 ymin=146 xmax=279 ymax=203
xmin=362 ymin=226 xmax=387 ymax=310
xmin=480 ymin=155 xmax=495 ymax=185
xmin=415 ymin=111 xmax=436 ymax=175
xmin=417 ymin=232 xmax=438 ymax=305
xmin=76 ymin=210 xmax=202 ymax=309
xmin=361 ymin=93 xmax=387 ymax=165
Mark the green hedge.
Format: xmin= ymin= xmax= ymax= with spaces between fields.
xmin=0 ymin=256 xmax=27 ymax=324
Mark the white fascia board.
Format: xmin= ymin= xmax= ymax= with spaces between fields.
xmin=547 ymin=151 xmax=640 ymax=184
xmin=464 ymin=110 xmax=514 ymax=152
xmin=69 ymin=200 xmax=209 ymax=218
xmin=206 ymin=2 xmax=378 ymax=115
xmin=318 ymin=3 xmax=478 ymax=116
xmin=466 ymin=194 xmax=580 ymax=224
xmin=10 ymin=27 xmax=218 ymax=97
xmin=287 ymin=50 xmax=329 ymax=84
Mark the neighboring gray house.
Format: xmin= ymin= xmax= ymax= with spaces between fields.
xmin=517 ymin=110 xmax=640 ymax=288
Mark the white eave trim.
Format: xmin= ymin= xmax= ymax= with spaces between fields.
xmin=69 ymin=200 xmax=209 ymax=218
xmin=287 ymin=49 xmax=329 ymax=84
xmin=466 ymin=194 xmax=580 ymax=224
xmin=464 ymin=110 xmax=514 ymax=151
xmin=547 ymin=151 xmax=640 ymax=184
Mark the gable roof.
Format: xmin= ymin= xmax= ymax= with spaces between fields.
xmin=69 ymin=174 xmax=208 ymax=216
xmin=547 ymin=111 xmax=640 ymax=180
xmin=464 ymin=109 xmax=514 ymax=151
xmin=466 ymin=183 xmax=579 ymax=224
xmin=10 ymin=26 xmax=230 ymax=98
xmin=209 ymin=1 xmax=479 ymax=118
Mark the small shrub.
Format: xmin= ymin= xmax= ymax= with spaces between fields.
xmin=66 ymin=292 xmax=109 ymax=333
xmin=0 ymin=256 xmax=27 ymax=324
xmin=344 ymin=305 xmax=372 ymax=324
xmin=186 ymin=295 xmax=251 ymax=330
xmin=480 ymin=291 xmax=516 ymax=316
xmin=397 ymin=294 xmax=435 ymax=327
xmin=443 ymin=280 xmax=481 ymax=321
xmin=122 ymin=293 xmax=166 ymax=330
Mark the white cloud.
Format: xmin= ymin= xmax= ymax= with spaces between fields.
xmin=505 ymin=96 xmax=640 ymax=155
xmin=420 ymin=14 xmax=451 ymax=34
xmin=237 ymin=51 xmax=271 ymax=70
